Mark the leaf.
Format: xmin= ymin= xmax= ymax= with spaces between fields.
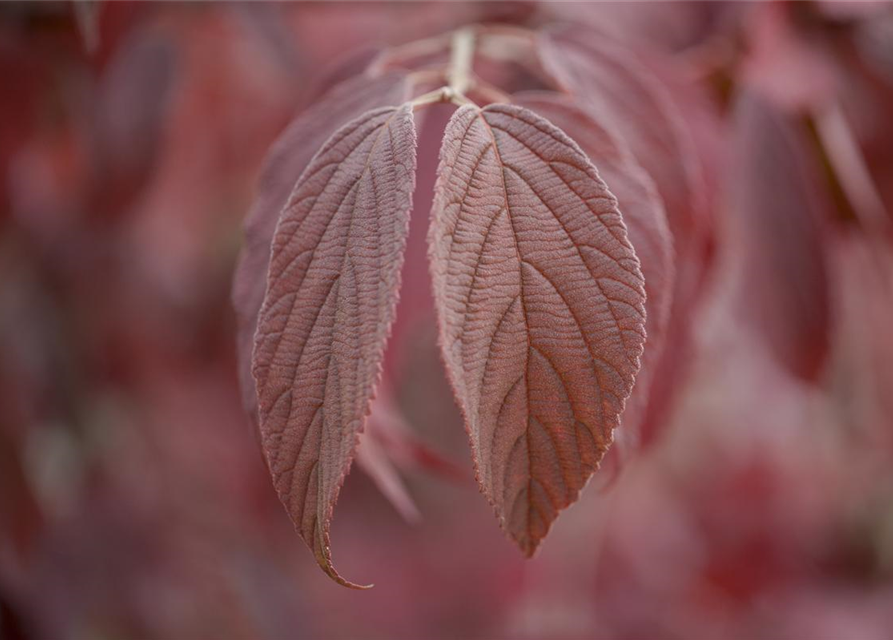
xmin=538 ymin=25 xmax=714 ymax=447
xmin=727 ymin=92 xmax=831 ymax=380
xmin=230 ymin=68 xmax=420 ymax=544
xmin=355 ymin=395 xmax=422 ymax=525
xmin=514 ymin=93 xmax=675 ymax=452
xmin=355 ymin=386 xmax=464 ymax=523
xmin=428 ymin=103 xmax=646 ymax=555
xmin=830 ymin=233 xmax=893 ymax=448
xmin=92 ymin=29 xmax=177 ymax=210
xmin=537 ymin=25 xmax=702 ymax=229
xmin=232 ymin=71 xmax=412 ymax=423
xmin=251 ymin=103 xmax=417 ymax=588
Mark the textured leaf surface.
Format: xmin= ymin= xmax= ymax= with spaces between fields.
xmin=252 ymin=104 xmax=417 ymax=587
xmin=429 ymin=104 xmax=646 ymax=555
xmin=728 ymin=93 xmax=830 ymax=380
xmin=233 ymin=71 xmax=411 ymax=421
xmin=515 ymin=93 xmax=675 ymax=451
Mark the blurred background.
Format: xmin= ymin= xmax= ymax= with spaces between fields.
xmin=2 ymin=2 xmax=893 ymax=639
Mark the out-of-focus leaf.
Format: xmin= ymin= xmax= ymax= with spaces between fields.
xmin=355 ymin=394 xmax=423 ymax=525
xmin=828 ymin=233 xmax=893 ymax=451
xmin=818 ymin=0 xmax=893 ymax=23
xmin=538 ymin=24 xmax=712 ymax=449
xmin=252 ymin=105 xmax=417 ymax=588
xmin=429 ymin=104 xmax=646 ymax=555
xmin=230 ymin=2 xmax=303 ymax=80
xmin=541 ymin=2 xmax=733 ymax=52
xmin=91 ymin=29 xmax=177 ymax=213
xmin=726 ymin=92 xmax=831 ymax=381
xmin=537 ymin=24 xmax=705 ymax=238
xmin=354 ymin=386 xmax=467 ymax=524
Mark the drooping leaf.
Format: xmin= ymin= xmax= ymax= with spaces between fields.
xmin=514 ymin=93 xmax=675 ymax=452
xmin=232 ymin=71 xmax=412 ymax=422
xmin=251 ymin=104 xmax=417 ymax=588
xmin=230 ymin=68 xmax=421 ymax=536
xmin=428 ymin=103 xmax=646 ymax=555
xmin=726 ymin=92 xmax=831 ymax=380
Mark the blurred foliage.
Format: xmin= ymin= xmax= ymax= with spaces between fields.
xmin=2 ymin=2 xmax=893 ymax=639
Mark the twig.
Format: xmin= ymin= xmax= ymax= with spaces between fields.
xmin=447 ymin=27 xmax=475 ymax=96
xmin=410 ymin=27 xmax=480 ymax=110
xmin=409 ymin=86 xmax=473 ymax=111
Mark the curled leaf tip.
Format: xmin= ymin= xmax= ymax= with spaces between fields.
xmin=252 ymin=102 xmax=417 ymax=589
xmin=321 ymin=559 xmax=374 ymax=590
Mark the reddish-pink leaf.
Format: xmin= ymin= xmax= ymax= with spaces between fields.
xmin=251 ymin=104 xmax=417 ymax=588
xmin=91 ymin=28 xmax=177 ymax=214
xmin=514 ymin=93 xmax=675 ymax=452
xmin=537 ymin=25 xmax=704 ymax=240
xmin=726 ymin=93 xmax=831 ymax=380
xmin=428 ymin=104 xmax=646 ymax=555
xmin=355 ymin=394 xmax=422 ymax=525
xmin=232 ymin=71 xmax=412 ymax=422
xmin=355 ymin=386 xmax=464 ymax=523
xmin=538 ymin=25 xmax=714 ymax=448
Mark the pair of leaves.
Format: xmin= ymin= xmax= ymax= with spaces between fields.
xmin=242 ymin=36 xmax=675 ymax=586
